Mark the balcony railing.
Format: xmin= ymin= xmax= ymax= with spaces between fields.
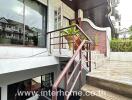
xmin=47 ymin=24 xmax=92 ymax=55
xmin=47 ymin=24 xmax=93 ymax=100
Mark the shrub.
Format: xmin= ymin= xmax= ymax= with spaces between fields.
xmin=129 ymin=35 xmax=132 ymax=40
xmin=110 ymin=39 xmax=132 ymax=52
xmin=0 ymin=38 xmax=11 ymax=44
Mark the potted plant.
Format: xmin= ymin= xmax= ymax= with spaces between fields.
xmin=61 ymin=27 xmax=82 ymax=50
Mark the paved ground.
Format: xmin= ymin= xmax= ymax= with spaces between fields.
xmin=88 ymin=60 xmax=132 ymax=85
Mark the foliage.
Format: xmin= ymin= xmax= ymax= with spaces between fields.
xmin=60 ymin=26 xmax=87 ymax=40
xmin=111 ymin=39 xmax=132 ymax=52
xmin=61 ymin=27 xmax=79 ymax=36
xmin=0 ymin=38 xmax=11 ymax=44
xmin=60 ymin=25 xmax=87 ymax=50
xmin=129 ymin=25 xmax=132 ymax=32
xmin=129 ymin=35 xmax=132 ymax=40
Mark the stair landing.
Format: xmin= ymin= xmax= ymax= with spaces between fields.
xmin=83 ymin=60 xmax=132 ymax=99
xmin=81 ymin=84 xmax=131 ymax=100
xmin=88 ymin=61 xmax=132 ymax=86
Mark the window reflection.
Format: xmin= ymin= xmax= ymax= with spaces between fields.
xmin=0 ymin=0 xmax=47 ymax=47
xmin=0 ymin=0 xmax=24 ymax=45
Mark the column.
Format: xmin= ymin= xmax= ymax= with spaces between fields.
xmin=47 ymin=0 xmax=55 ymax=53
xmin=78 ymin=9 xmax=84 ymax=20
xmin=1 ymin=85 xmax=7 ymax=100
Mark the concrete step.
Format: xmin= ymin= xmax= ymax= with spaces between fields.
xmin=81 ymin=84 xmax=131 ymax=100
xmin=86 ymin=75 xmax=132 ymax=98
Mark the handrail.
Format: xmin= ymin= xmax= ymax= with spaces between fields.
xmin=52 ymin=40 xmax=85 ymax=87
xmin=47 ymin=24 xmax=93 ymax=54
xmin=47 ymin=25 xmax=75 ymax=34
xmin=47 ymin=22 xmax=93 ymax=100
xmin=52 ymin=40 xmax=91 ymax=100
xmin=47 ymin=24 xmax=93 ymax=43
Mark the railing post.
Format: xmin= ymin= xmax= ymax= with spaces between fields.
xmin=62 ymin=35 xmax=64 ymax=49
xmin=64 ymin=73 xmax=68 ymax=100
xmin=52 ymin=88 xmax=57 ymax=100
xmin=50 ymin=33 xmax=51 ymax=54
xmin=72 ymin=35 xmax=75 ymax=82
xmin=59 ymin=32 xmax=61 ymax=55
xmin=86 ymin=42 xmax=89 ymax=67
xmin=89 ymin=43 xmax=91 ymax=72
xmin=79 ymin=48 xmax=82 ymax=88
xmin=72 ymin=35 xmax=75 ymax=54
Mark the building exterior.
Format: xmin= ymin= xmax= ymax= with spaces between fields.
xmin=110 ymin=0 xmax=121 ymax=37
xmin=62 ymin=0 xmax=120 ymax=37
xmin=118 ymin=28 xmax=131 ymax=39
xmin=0 ymin=0 xmax=112 ymax=100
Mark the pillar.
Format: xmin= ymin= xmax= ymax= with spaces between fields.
xmin=1 ymin=85 xmax=7 ymax=100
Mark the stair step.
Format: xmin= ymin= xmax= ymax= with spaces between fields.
xmin=86 ymin=75 xmax=132 ymax=98
xmin=81 ymin=84 xmax=131 ymax=100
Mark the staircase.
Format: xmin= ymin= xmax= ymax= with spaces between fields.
xmin=46 ymin=17 xmax=132 ymax=100
xmin=81 ymin=61 xmax=132 ymax=100
xmin=46 ymin=22 xmax=109 ymax=100
xmin=47 ymin=24 xmax=94 ymax=100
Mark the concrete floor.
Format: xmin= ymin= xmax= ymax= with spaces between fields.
xmin=88 ymin=60 xmax=132 ymax=86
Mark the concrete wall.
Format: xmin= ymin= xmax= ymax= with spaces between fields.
xmin=0 ymin=64 xmax=58 ymax=86
xmin=110 ymin=52 xmax=132 ymax=61
xmin=54 ymin=0 xmax=75 ymax=19
xmin=82 ymin=19 xmax=110 ymax=56
xmin=78 ymin=9 xmax=111 ymax=57
xmin=0 ymin=46 xmax=48 ymax=58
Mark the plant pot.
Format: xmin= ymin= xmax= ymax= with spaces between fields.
xmin=95 ymin=44 xmax=99 ymax=50
xmin=64 ymin=35 xmax=82 ymax=50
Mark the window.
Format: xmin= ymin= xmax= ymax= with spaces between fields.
xmin=41 ymin=72 xmax=54 ymax=88
xmin=63 ymin=16 xmax=70 ymax=27
xmin=54 ymin=7 xmax=62 ymax=30
xmin=0 ymin=0 xmax=47 ymax=47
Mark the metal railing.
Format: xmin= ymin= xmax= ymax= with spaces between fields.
xmin=52 ymin=40 xmax=91 ymax=100
xmin=47 ymin=24 xmax=92 ymax=55
xmin=47 ymin=24 xmax=92 ymax=100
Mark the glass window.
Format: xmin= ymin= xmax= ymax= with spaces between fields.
xmin=0 ymin=0 xmax=24 ymax=45
xmin=54 ymin=7 xmax=62 ymax=30
xmin=24 ymin=0 xmax=47 ymax=47
xmin=41 ymin=72 xmax=54 ymax=88
xmin=0 ymin=0 xmax=47 ymax=47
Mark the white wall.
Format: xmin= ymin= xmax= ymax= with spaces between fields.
xmin=110 ymin=52 xmax=132 ymax=61
xmin=106 ymin=27 xmax=111 ymax=58
xmin=0 ymin=46 xmax=48 ymax=58
xmin=62 ymin=2 xmax=75 ymax=19
xmin=0 ymin=65 xmax=59 ymax=86
xmin=0 ymin=56 xmax=58 ymax=74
